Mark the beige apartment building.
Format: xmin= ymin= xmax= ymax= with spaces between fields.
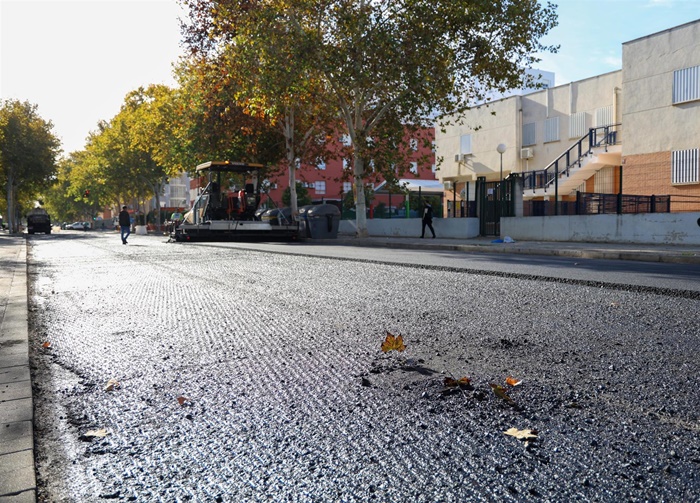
xmin=436 ymin=19 xmax=700 ymax=215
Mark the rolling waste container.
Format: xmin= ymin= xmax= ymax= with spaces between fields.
xmin=307 ymin=204 xmax=340 ymax=239
xmin=297 ymin=205 xmax=314 ymax=238
xmin=262 ymin=207 xmax=292 ymax=226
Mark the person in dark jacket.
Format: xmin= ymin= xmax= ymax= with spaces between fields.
xmin=421 ymin=200 xmax=436 ymax=238
xmin=119 ymin=206 xmax=131 ymax=244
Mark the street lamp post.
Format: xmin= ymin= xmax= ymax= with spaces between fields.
xmin=497 ymin=143 xmax=507 ymax=182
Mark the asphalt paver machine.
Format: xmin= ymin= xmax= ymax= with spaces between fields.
xmin=171 ymin=161 xmax=304 ymax=242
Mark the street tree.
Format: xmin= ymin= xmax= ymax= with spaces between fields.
xmin=173 ymin=56 xmax=286 ymax=178
xmin=178 ymin=0 xmax=558 ymax=237
xmin=0 ymin=99 xmax=60 ymax=232
xmin=303 ymin=0 xmax=558 ymax=236
xmin=181 ymin=0 xmax=338 ymax=216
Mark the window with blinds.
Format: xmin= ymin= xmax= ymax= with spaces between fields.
xmin=595 ymin=105 xmax=613 ymax=127
xmin=569 ymin=112 xmax=586 ymax=138
xmin=544 ymin=116 xmax=560 ymax=143
xmin=460 ymin=134 xmax=472 ymax=154
xmin=673 ymin=65 xmax=700 ymax=104
xmin=522 ymin=122 xmax=536 ymax=146
xmin=672 ymin=149 xmax=699 ymax=184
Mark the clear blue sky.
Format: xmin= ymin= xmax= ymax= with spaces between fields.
xmin=1 ymin=0 xmax=698 ymax=157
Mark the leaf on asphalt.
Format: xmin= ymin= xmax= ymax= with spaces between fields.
xmin=505 ymin=376 xmax=522 ymax=387
xmin=504 ymin=428 xmax=538 ymax=440
xmin=444 ymin=376 xmax=471 ymax=388
xmin=177 ymin=396 xmax=192 ymax=406
xmin=104 ymin=379 xmax=120 ymax=392
xmin=84 ymin=428 xmax=109 ymax=438
xmin=489 ymin=383 xmax=515 ymax=404
xmin=42 ymin=341 xmax=51 ymax=349
xmin=381 ymin=331 xmax=406 ymax=353
xmin=610 ymin=302 xmax=620 ymax=308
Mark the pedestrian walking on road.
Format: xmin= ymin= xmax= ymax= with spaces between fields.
xmin=421 ymin=200 xmax=436 ymax=239
xmin=119 ymin=206 xmax=131 ymax=245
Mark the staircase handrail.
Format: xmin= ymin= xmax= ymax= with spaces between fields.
xmin=522 ymin=123 xmax=621 ymax=192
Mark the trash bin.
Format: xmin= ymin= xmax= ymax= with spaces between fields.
xmin=297 ymin=205 xmax=314 ymax=238
xmin=307 ymin=204 xmax=341 ymax=238
xmin=262 ymin=207 xmax=293 ymax=226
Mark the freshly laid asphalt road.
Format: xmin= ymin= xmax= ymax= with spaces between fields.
xmin=1 ymin=231 xmax=699 ymax=502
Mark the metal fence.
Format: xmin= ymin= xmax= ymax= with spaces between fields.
xmin=523 ymin=192 xmax=700 ymax=217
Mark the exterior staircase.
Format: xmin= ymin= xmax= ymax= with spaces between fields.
xmin=521 ymin=125 xmax=622 ymax=199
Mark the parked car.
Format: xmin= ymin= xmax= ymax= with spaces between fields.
xmin=67 ymin=221 xmax=88 ymax=230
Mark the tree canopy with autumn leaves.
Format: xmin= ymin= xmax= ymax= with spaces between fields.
xmin=179 ymin=0 xmax=558 ymax=236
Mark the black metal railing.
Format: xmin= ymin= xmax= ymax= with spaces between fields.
xmin=669 ymin=195 xmax=700 ymax=213
xmin=522 ymin=124 xmax=621 ymax=193
xmin=522 ymin=192 xmax=686 ymax=217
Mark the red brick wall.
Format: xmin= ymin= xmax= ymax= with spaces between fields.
xmin=622 ymin=152 xmax=700 ymax=197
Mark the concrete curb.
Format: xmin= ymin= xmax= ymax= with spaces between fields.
xmin=333 ymin=236 xmax=700 ymax=264
xmin=0 ymin=237 xmax=36 ymax=502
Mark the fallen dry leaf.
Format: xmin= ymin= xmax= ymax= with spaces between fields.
xmin=104 ymin=379 xmax=120 ymax=392
xmin=489 ymin=383 xmax=515 ymax=404
xmin=42 ymin=341 xmax=51 ymax=349
xmin=505 ymin=376 xmax=522 ymax=387
xmin=504 ymin=427 xmax=538 ymax=440
xmin=177 ymin=396 xmax=192 ymax=406
xmin=84 ymin=428 xmax=109 ymax=438
xmin=381 ymin=331 xmax=406 ymax=353
xmin=444 ymin=376 xmax=472 ymax=388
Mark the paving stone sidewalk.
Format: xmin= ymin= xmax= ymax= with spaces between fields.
xmin=0 ymin=235 xmax=35 ymax=503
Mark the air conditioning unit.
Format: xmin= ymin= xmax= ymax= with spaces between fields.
xmin=461 ymin=153 xmax=472 ymax=161
xmin=443 ymin=181 xmax=453 ymax=190
xmin=520 ymin=148 xmax=534 ymax=159
xmin=454 ymin=154 xmax=460 ymax=162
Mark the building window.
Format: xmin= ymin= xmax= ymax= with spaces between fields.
xmin=317 ymin=160 xmax=326 ymax=170
xmin=409 ymin=162 xmax=418 ymax=175
xmin=595 ymin=105 xmax=613 ymax=127
xmin=569 ymin=111 xmax=586 ymax=138
xmin=522 ymin=122 xmax=536 ymax=146
xmin=315 ymin=181 xmax=326 ymax=194
xmin=673 ymin=65 xmax=700 ymax=104
xmin=431 ymin=163 xmax=437 ymax=173
xmin=460 ymin=134 xmax=472 ymax=154
xmin=343 ymin=181 xmax=352 ymax=193
xmin=169 ymin=184 xmax=187 ymax=199
xmin=672 ymin=148 xmax=699 ymax=185
xmin=409 ymin=138 xmax=418 ymax=151
xmin=340 ymin=134 xmax=352 ymax=146
xmin=544 ymin=116 xmax=560 ymax=143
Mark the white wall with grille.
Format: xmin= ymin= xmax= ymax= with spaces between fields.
xmin=672 ymin=148 xmax=699 ymax=185
xmin=569 ymin=112 xmax=587 ymax=138
xmin=673 ymin=65 xmax=700 ymax=104
xmin=544 ymin=116 xmax=560 ymax=143
xmin=522 ymin=122 xmax=536 ymax=146
xmin=595 ymin=105 xmax=614 ymax=127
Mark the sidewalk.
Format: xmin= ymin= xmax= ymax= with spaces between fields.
xmin=334 ymin=235 xmax=700 ymax=264
xmin=0 ymin=235 xmax=35 ymax=502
